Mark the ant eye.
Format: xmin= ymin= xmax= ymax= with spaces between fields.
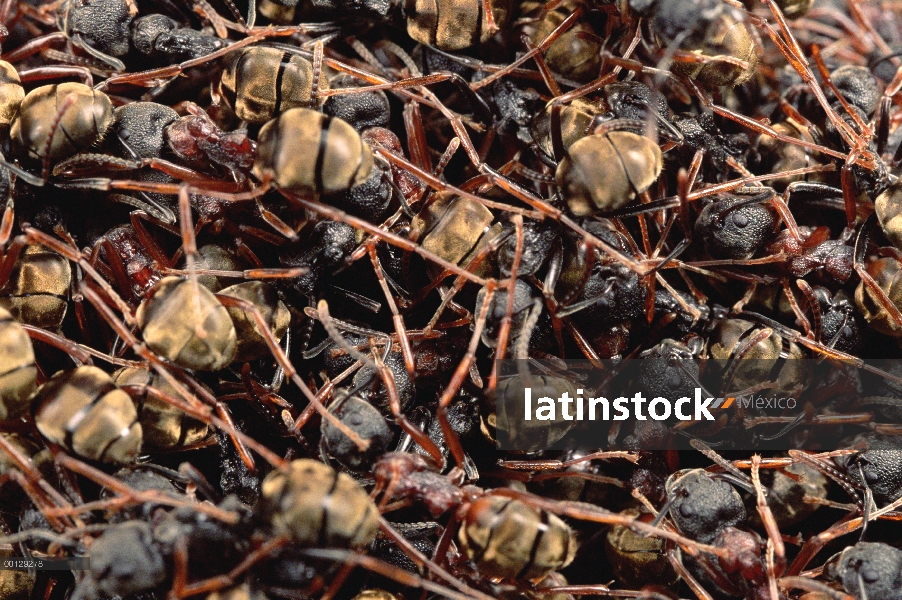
xmin=731 ymin=211 xmax=749 ymax=228
xmin=864 ymin=468 xmax=880 ymax=484
xmin=860 ymin=565 xmax=881 ymax=583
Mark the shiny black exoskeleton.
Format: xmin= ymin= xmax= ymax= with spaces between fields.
xmin=108 ymin=102 xmax=179 ymax=159
xmin=635 ymin=337 xmax=703 ymax=401
xmin=827 ymin=542 xmax=902 ymax=600
xmin=321 ymin=393 xmax=393 ymax=471
xmin=328 ymin=158 xmax=394 ymax=222
xmin=834 ymin=433 xmax=902 ymax=506
xmin=72 ymin=497 xmax=254 ymax=599
xmin=666 ymin=470 xmax=746 ymax=544
xmin=811 ymin=286 xmax=864 ymax=353
xmin=673 ymin=112 xmax=751 ymax=176
xmin=281 ymin=221 xmax=358 ymax=297
xmin=475 ymin=278 xmax=541 ymax=351
xmin=324 ymin=75 xmax=391 ymax=132
xmin=603 ymin=81 xmax=670 ymax=128
xmin=696 ymin=195 xmax=777 ymax=260
xmin=829 ymin=65 xmax=882 ymax=117
xmin=495 ymin=218 xmax=558 ymax=278
xmin=63 ymin=0 xmax=225 ymax=68
xmin=554 ymin=221 xmax=646 ymax=329
xmin=63 ymin=0 xmax=134 ymax=60
xmin=132 ymin=14 xmax=227 ymax=62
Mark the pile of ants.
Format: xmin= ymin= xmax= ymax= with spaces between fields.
xmin=1 ymin=0 xmax=902 ymax=598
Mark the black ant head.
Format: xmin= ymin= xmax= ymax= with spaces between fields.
xmin=835 ymin=433 xmax=902 ymax=506
xmin=827 ymin=542 xmax=902 ymax=600
xmin=665 ymin=469 xmax=746 ymax=544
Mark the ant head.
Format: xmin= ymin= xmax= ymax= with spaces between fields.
xmin=664 ymin=469 xmax=746 ymax=544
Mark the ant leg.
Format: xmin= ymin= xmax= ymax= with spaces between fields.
xmin=498 ymin=451 xmax=639 ymax=470
xmin=68 ymin=33 xmax=125 ymax=71
xmin=669 ymin=549 xmax=717 ymax=600
xmin=489 ymin=486 xmax=723 ymax=556
xmin=163 ymin=265 xmax=309 ymax=282
xmin=54 ymin=154 xmax=243 ymax=193
xmin=311 ymin=40 xmax=324 ymax=104
xmin=0 ymin=436 xmax=77 ymax=531
xmin=789 ymin=449 xmax=863 ymax=504
xmin=26 ymin=227 xmax=135 ymax=323
xmin=76 ymin=281 xmax=287 ymax=471
xmin=781 ymin=181 xmax=846 ymax=208
xmin=0 ymin=234 xmax=26 ymax=290
xmin=431 ymin=139 xmax=467 ymax=185
xmin=190 ymin=0 xmax=229 ymax=37
xmin=751 ymin=455 xmax=786 ymax=584
xmin=0 ymin=198 xmax=12 ymax=248
xmin=810 ymin=45 xmax=871 ymax=137
xmin=255 ymin=198 xmax=299 ymax=240
xmin=55 ymin=176 xmax=267 ymax=203
xmin=487 ymin=216 xmax=524 ymax=393
xmin=785 ymin=510 xmax=859 ymax=576
xmin=779 ymin=576 xmax=858 ymax=599
xmin=367 ymin=241 xmax=414 ymax=378
xmin=670 ymin=48 xmax=754 ymax=74
xmin=285 ymin=191 xmax=490 ymax=286
xmin=781 ymin=278 xmax=813 ymax=337
xmin=176 ymin=186 xmax=209 ymax=344
xmin=91 ymin=237 xmax=136 ymax=303
xmin=430 ymin=510 xmax=459 ymax=568
xmin=302 ymin=548 xmax=492 ymax=600
xmin=422 ymin=231 xmax=511 ymax=332
xmin=96 ymin=25 xmax=333 ymax=91
xmin=214 ymin=293 xmax=372 ymax=454
xmin=177 ymin=536 xmax=290 ymax=598
xmin=683 ymin=164 xmax=840 ymax=203
xmin=289 ymin=359 xmax=363 ymax=436
xmin=435 ymin=281 xmax=496 ymax=472
xmin=5 ymin=470 xmax=75 ymax=532
xmin=319 ymin=562 xmax=356 ymax=600
xmin=739 ymin=309 xmax=902 ymax=390
xmin=378 ymin=517 xmax=489 ymax=599
xmin=689 ymin=79 xmax=847 ymax=161
xmin=129 ymin=212 xmax=175 ymax=268
xmin=480 ymin=0 xmax=497 ymax=35
xmin=40 ymin=94 xmax=76 ymax=182
xmin=310 ymin=299 xmax=444 ymax=466
xmin=795 ymin=279 xmax=823 ymax=342
xmin=471 ymin=6 xmax=583 ymax=91
xmin=0 ymin=33 xmax=67 ymax=63
xmin=844 ymin=0 xmax=896 ymax=61
xmin=767 ymin=192 xmax=802 ymax=241
xmin=758 ymin=3 xmax=875 ymax=165
xmin=17 ymin=66 xmax=93 ymax=86
xmin=854 ymin=249 xmax=902 ymax=332
xmin=233 ymin=238 xmax=264 ymax=269
xmin=170 ymin=536 xmax=189 ymax=599
xmin=403 ymin=101 xmax=433 ymax=173
xmin=840 ymin=162 xmax=863 ymax=229
xmin=522 ymin=36 xmax=561 ymax=97
xmin=21 ymin=325 xmax=93 ymax=365
xmin=876 ymin=95 xmax=892 ymax=157
xmin=476 ymin=163 xmax=649 ymax=275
